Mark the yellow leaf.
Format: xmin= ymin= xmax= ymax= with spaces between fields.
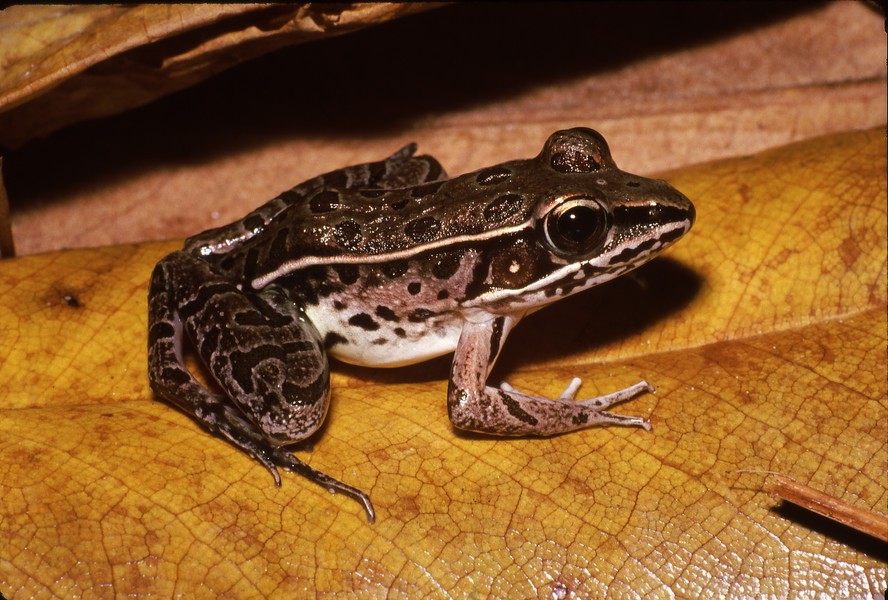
xmin=1 ymin=128 xmax=885 ymax=597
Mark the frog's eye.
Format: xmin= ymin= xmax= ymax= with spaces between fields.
xmin=542 ymin=197 xmax=608 ymax=255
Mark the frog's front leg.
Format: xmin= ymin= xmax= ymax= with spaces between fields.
xmin=148 ymin=251 xmax=374 ymax=521
xmin=447 ymin=316 xmax=653 ymax=436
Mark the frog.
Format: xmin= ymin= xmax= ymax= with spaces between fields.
xmin=147 ymin=128 xmax=695 ymax=522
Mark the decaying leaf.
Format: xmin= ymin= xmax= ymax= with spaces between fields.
xmin=0 ymin=128 xmax=885 ymax=596
xmin=0 ymin=3 xmax=436 ymax=149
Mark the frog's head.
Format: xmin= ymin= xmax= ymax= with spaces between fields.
xmin=465 ymin=128 xmax=695 ymax=309
xmin=534 ymin=127 xmax=694 ymax=263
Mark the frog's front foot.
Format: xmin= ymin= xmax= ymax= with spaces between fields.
xmin=451 ymin=376 xmax=654 ymax=436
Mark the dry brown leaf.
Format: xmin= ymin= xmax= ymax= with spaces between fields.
xmin=0 ymin=128 xmax=885 ymax=596
xmin=0 ymin=3 xmax=435 ymax=149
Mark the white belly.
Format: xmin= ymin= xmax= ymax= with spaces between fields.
xmin=306 ymin=301 xmax=465 ymax=368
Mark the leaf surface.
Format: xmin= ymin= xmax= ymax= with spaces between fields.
xmin=0 ymin=129 xmax=885 ymax=597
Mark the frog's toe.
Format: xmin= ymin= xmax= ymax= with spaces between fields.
xmin=577 ymin=380 xmax=654 ymax=410
xmin=557 ymin=377 xmax=584 ymax=401
xmin=499 ymin=381 xmax=518 ymax=393
xmin=216 ymin=404 xmax=375 ymax=521
xmin=275 ymin=453 xmax=376 ymax=523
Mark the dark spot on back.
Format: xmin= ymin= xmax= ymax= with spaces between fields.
xmin=360 ymin=189 xmax=387 ymax=198
xmin=334 ymin=220 xmax=362 ymax=249
xmin=278 ymin=189 xmax=303 ymax=204
xmin=333 ymin=300 xmax=347 ymax=310
xmin=198 ymin=327 xmax=220 ymax=358
xmin=310 ymin=190 xmax=341 ymax=214
xmin=405 ymin=216 xmax=441 ymax=243
xmin=281 ymin=382 xmax=317 ymax=406
xmin=437 ymin=289 xmax=449 ymax=300
xmin=390 ymin=199 xmax=410 ymax=210
xmin=407 ymin=281 xmax=421 ymax=295
xmin=483 ymin=193 xmax=525 ymax=224
xmin=281 ymin=341 xmax=315 ymax=355
xmin=394 ymin=327 xmax=406 ymax=337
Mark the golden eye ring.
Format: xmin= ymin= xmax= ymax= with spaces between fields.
xmin=542 ymin=197 xmax=608 ymax=255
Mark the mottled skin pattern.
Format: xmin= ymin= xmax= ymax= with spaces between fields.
xmin=148 ymin=128 xmax=695 ymax=521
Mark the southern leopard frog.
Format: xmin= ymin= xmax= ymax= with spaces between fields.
xmin=148 ymin=128 xmax=694 ymax=522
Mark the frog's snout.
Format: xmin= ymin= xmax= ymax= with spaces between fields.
xmin=685 ymin=197 xmax=696 ymax=228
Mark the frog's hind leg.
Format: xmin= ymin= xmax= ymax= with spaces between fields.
xmin=315 ymin=142 xmax=448 ymax=191
xmin=148 ymin=250 xmax=374 ymax=521
xmin=373 ymin=144 xmax=449 ymax=189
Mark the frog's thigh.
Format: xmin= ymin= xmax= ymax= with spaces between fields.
xmin=151 ymin=252 xmax=330 ymax=445
xmin=185 ymin=283 xmax=330 ymax=444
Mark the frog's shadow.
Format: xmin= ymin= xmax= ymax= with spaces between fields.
xmin=334 ymin=257 xmax=702 ymax=389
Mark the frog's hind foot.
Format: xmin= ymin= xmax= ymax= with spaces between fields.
xmin=156 ymin=381 xmax=376 ymax=522
xmin=189 ymin=399 xmax=377 ymax=522
xmin=274 ymin=451 xmax=376 ymax=523
xmin=455 ymin=377 xmax=654 ymax=436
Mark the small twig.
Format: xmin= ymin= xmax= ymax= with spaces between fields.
xmin=736 ymin=470 xmax=888 ymax=543
xmin=0 ymin=157 xmax=15 ymax=258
